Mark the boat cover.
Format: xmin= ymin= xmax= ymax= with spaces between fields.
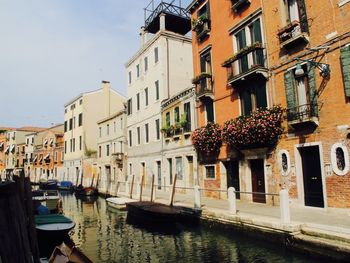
xmin=35 ymin=214 xmax=72 ymax=225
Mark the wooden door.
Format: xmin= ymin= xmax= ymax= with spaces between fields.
xmin=300 ymin=146 xmax=324 ymax=208
xmin=250 ymin=159 xmax=266 ymax=203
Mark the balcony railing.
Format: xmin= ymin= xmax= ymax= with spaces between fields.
xmin=193 ymin=73 xmax=213 ymax=99
xmin=112 ymin=152 xmax=124 ymax=163
xmin=287 ymin=103 xmax=319 ymax=127
xmin=192 ymin=15 xmax=210 ymax=42
xmin=277 ymin=21 xmax=309 ymax=49
xmin=223 ymin=44 xmax=267 ymax=85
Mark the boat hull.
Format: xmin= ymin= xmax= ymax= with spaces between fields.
xmin=106 ymin=197 xmax=134 ymax=211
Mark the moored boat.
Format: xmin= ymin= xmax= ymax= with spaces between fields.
xmin=126 ymin=201 xmax=201 ymax=224
xmin=58 ymin=181 xmax=74 ymax=191
xmin=106 ymin=197 xmax=134 ymax=210
xmin=74 ymin=185 xmax=98 ymax=196
xmin=39 ymin=179 xmax=59 ymax=190
xmin=35 ymin=214 xmax=75 ymax=235
xmin=48 ymin=242 xmax=93 ymax=263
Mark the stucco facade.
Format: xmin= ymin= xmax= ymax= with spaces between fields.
xmin=125 ymin=14 xmax=193 ymax=191
xmin=63 ymin=81 xmax=125 ymax=186
xmin=97 ymin=109 xmax=127 ymax=195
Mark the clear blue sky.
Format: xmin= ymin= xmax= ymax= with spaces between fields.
xmin=0 ymin=0 xmax=192 ymax=128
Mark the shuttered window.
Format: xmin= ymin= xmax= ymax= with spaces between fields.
xmin=341 ymin=45 xmax=350 ymax=97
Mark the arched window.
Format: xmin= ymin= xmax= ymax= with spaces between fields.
xmin=278 ymin=150 xmax=290 ymax=176
xmin=331 ymin=143 xmax=349 ymax=176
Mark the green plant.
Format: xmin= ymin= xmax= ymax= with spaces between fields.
xmin=222 ymin=42 xmax=263 ymax=67
xmin=192 ymin=72 xmax=212 ymax=84
xmin=191 ymin=122 xmax=222 ymax=155
xmin=85 ymin=148 xmax=97 ymax=157
xmin=180 ymin=113 xmax=187 ymax=127
xmin=191 ymin=14 xmax=209 ymax=29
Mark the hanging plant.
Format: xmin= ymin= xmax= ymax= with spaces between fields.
xmin=222 ymin=105 xmax=284 ymax=149
xmin=191 ymin=122 xmax=222 ymax=155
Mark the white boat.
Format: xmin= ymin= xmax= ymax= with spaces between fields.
xmin=106 ymin=197 xmax=134 ymax=210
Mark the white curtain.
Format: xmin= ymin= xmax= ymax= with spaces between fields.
xmin=288 ymin=0 xmax=300 ymax=22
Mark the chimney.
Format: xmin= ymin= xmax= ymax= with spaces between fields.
xmin=159 ymin=13 xmax=166 ymax=31
xmin=101 ymin=80 xmax=111 ymax=117
xmin=140 ymin=26 xmax=147 ymax=46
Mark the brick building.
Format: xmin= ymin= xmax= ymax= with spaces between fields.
xmin=187 ymin=0 xmax=350 ymax=209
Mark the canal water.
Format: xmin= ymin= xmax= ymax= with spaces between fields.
xmin=53 ymin=192 xmax=318 ymax=263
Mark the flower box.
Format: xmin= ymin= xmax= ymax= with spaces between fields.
xmin=222 ymin=42 xmax=264 ymax=67
xmin=192 ymin=122 xmax=222 ymax=156
xmin=192 ymin=72 xmax=212 ymax=84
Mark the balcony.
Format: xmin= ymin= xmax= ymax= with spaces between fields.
xmin=112 ymin=152 xmax=124 ymax=164
xmin=193 ymin=73 xmax=213 ymax=100
xmin=277 ymin=21 xmax=309 ymax=50
xmin=222 ymin=43 xmax=268 ymax=86
xmin=287 ymin=103 xmax=319 ymax=129
xmin=192 ymin=15 xmax=210 ymax=42
xmin=231 ymin=0 xmax=251 ymax=13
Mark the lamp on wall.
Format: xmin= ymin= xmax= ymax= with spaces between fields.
xmin=294 ymin=58 xmax=330 ymax=78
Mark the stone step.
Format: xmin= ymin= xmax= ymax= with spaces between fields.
xmin=301 ymin=225 xmax=350 ymax=244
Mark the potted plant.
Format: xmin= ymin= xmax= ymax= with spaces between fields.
xmin=222 ymin=105 xmax=284 ymax=151
xmin=191 ymin=122 xmax=222 ymax=159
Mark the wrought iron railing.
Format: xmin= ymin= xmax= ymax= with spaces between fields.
xmin=225 ymin=47 xmax=265 ymax=82
xmin=286 ymin=103 xmax=318 ymax=122
xmin=194 ymin=75 xmax=213 ymax=98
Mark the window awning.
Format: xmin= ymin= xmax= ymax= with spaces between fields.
xmin=39 ymin=156 xmax=43 ymax=162
xmin=33 ymin=155 xmax=37 ymax=162
xmin=43 ymin=139 xmax=48 ymax=146
xmin=49 ymin=138 xmax=54 ymax=146
xmin=0 ymin=142 xmax=3 ymax=148
xmin=44 ymin=153 xmax=50 ymax=159
xmin=4 ymin=146 xmax=9 ymax=153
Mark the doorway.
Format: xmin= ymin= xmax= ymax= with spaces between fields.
xmin=105 ymin=165 xmax=111 ymax=193
xmin=250 ymin=159 xmax=266 ymax=203
xmin=187 ymin=156 xmax=194 ymax=187
xmin=168 ymin=158 xmax=173 ymax=184
xmin=299 ymin=146 xmax=324 ymax=208
xmin=224 ymin=160 xmax=240 ymax=199
xmin=156 ymin=161 xmax=161 ymax=190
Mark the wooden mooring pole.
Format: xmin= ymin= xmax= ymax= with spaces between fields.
xmin=169 ymin=173 xmax=177 ymax=207
xmin=129 ymin=174 xmax=135 ymax=199
xmin=150 ymin=174 xmax=155 ymax=202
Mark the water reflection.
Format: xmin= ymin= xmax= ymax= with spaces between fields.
xmin=59 ymin=194 xmax=316 ymax=263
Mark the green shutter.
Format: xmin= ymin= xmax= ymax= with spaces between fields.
xmin=256 ymin=82 xmax=267 ymax=109
xmin=307 ymin=62 xmax=318 ymax=116
xmin=284 ymin=70 xmax=296 ymax=111
xmin=341 ymin=45 xmax=350 ymax=97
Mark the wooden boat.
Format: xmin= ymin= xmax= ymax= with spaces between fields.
xmin=48 ymin=242 xmax=93 ymax=263
xmin=126 ymin=201 xmax=201 ymax=224
xmin=39 ymin=179 xmax=59 ymax=190
xmin=58 ymin=181 xmax=74 ymax=191
xmin=74 ymin=185 xmax=98 ymax=196
xmin=35 ymin=214 xmax=75 ymax=235
xmin=106 ymin=197 xmax=134 ymax=210
xmin=32 ymin=190 xmax=60 ymax=213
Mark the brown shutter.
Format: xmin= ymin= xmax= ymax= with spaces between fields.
xmin=297 ymin=0 xmax=309 ymax=33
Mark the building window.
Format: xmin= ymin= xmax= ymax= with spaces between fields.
xmin=69 ymin=118 xmax=73 ymax=130
xmin=127 ymin=98 xmax=132 ymax=115
xmin=175 ymin=157 xmax=183 ymax=180
xmin=107 ymin=124 xmax=110 ymax=136
xmin=144 ymin=56 xmax=148 ymax=72
xmin=233 ymin=18 xmax=264 ymax=75
xmin=55 ymin=152 xmax=58 ymax=162
xmin=106 ymin=144 xmax=110 ymax=157
xmin=205 ymin=165 xmax=215 ymax=179
xmin=114 ymin=121 xmax=116 ymax=133
xmin=145 ymin=88 xmax=149 ymax=106
xmin=73 ymin=117 xmax=76 ymax=128
xmin=128 ymin=130 xmax=132 ymax=147
xmin=174 ymin=107 xmax=180 ymax=124
xmin=78 ymin=113 xmax=82 ymax=126
xmin=79 ymin=99 xmax=83 ymax=105
xmin=64 ymin=141 xmax=67 ymax=154
xmin=239 ymin=80 xmax=267 ymax=116
xmin=99 ymin=127 xmax=102 ymax=138
xmin=72 ymin=138 xmax=75 ymax=152
xmin=284 ymin=63 xmax=318 ymax=122
xmin=154 ymin=47 xmax=159 ymax=63
xmin=120 ymin=118 xmax=123 ymax=129
xmin=64 ymin=121 xmax=67 ymax=132
xmin=137 ymin=93 xmax=140 ymax=111
xmin=155 ymin=80 xmax=160 ymax=101
xmin=204 ymin=99 xmax=214 ymax=123
xmin=79 ymin=136 xmax=82 ymax=151
xmin=184 ymin=102 xmax=191 ymax=131
xmin=155 ymin=119 xmax=160 ymax=140
xmin=70 ymin=139 xmax=72 ymax=152
xmin=137 ymin=127 xmax=141 ymax=145
xmin=145 ymin=123 xmax=149 ymax=143
xmin=99 ymin=146 xmax=101 ymax=158
xmin=166 ymin=112 xmax=171 ymax=127
xmin=129 ymin=163 xmax=132 ymax=176
xmin=128 ymin=71 xmax=132 ymax=84
xmin=136 ymin=64 xmax=140 ymax=78
xmin=331 ymin=143 xmax=350 ymax=176
xmin=278 ymin=150 xmax=291 ymax=176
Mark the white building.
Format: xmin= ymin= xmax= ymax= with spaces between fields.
xmin=97 ymin=108 xmax=127 ymax=195
xmin=125 ymin=2 xmax=193 ymax=190
xmin=64 ymin=81 xmax=125 ymax=186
